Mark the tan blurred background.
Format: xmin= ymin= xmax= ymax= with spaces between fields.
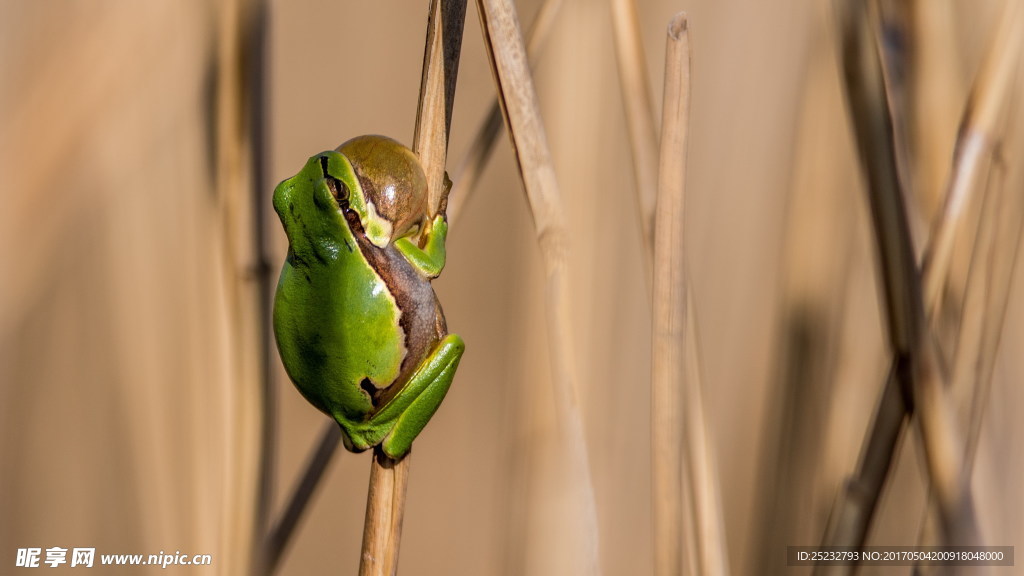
xmin=2 ymin=1 xmax=1022 ymax=575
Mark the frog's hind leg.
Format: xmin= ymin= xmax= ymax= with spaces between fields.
xmin=375 ymin=334 xmax=464 ymax=459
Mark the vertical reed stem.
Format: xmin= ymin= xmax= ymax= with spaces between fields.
xmin=358 ymin=1 xmax=466 ymax=574
xmin=359 ymin=449 xmax=413 ymax=576
xmin=650 ymin=16 xmax=689 ymax=576
xmin=652 ymin=16 xmax=729 ymax=576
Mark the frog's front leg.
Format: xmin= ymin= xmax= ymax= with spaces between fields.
xmin=342 ymin=334 xmax=465 ymax=459
xmin=394 ymin=214 xmax=448 ymax=278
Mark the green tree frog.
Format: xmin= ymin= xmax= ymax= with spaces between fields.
xmin=272 ymin=135 xmax=464 ymax=459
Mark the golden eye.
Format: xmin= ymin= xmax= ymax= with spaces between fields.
xmin=326 ymin=177 xmax=348 ymax=202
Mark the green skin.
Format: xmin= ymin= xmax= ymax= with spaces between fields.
xmin=272 ymin=136 xmax=464 ymax=459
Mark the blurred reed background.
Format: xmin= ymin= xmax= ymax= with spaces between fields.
xmin=2 ymin=1 xmax=1022 ymax=575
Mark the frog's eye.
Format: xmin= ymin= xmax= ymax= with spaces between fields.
xmin=326 ymin=177 xmax=349 ymax=203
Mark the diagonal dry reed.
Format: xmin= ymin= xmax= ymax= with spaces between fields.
xmin=915 ymin=3 xmax=1024 ymax=558
xmin=822 ymin=2 xmax=1023 ymax=563
xmin=922 ymin=1 xmax=1024 ymax=325
xmin=475 ymin=0 xmax=601 ymax=572
xmin=820 ymin=1 xmax=986 ymax=562
xmin=447 ymin=0 xmax=564 ymax=224
xmin=957 ymin=170 xmax=1022 ymax=473
xmin=263 ymin=424 xmax=342 ymax=574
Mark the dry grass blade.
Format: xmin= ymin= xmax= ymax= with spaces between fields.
xmin=216 ymin=0 xmax=264 ymax=574
xmin=612 ymin=8 xmax=729 ymax=575
xmin=610 ymin=0 xmax=659 ymax=261
xmin=651 ymin=15 xmax=728 ymax=576
xmin=923 ymin=1 xmax=1024 ymax=323
xmin=821 ymin=4 xmax=1023 ymax=562
xmin=838 ymin=0 xmax=921 ymax=355
xmin=906 ymin=0 xmax=962 ymax=220
xmin=873 ymin=2 xmax=922 ymax=239
xmin=923 ymin=3 xmax=1024 ymax=553
xmin=818 ymin=362 xmax=909 ymax=576
xmin=360 ymin=1 xmax=466 ymax=574
xmin=957 ymin=171 xmax=1023 ymax=472
xmin=447 ymin=0 xmax=564 ymax=225
xmin=650 ymin=16 xmax=687 ymax=575
xmin=474 ymin=0 xmax=601 ymax=573
xmin=248 ymin=0 xmax=275 ymax=562
xmin=413 ymin=0 xmax=468 ymax=215
xmin=828 ymin=0 xmax=978 ymax=550
xmin=924 ymin=169 xmax=1016 ymax=571
xmin=683 ymin=291 xmax=730 ymax=576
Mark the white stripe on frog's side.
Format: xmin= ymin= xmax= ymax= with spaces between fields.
xmin=361 ymin=199 xmax=394 ymax=248
xmin=364 ymin=268 xmax=408 ymax=395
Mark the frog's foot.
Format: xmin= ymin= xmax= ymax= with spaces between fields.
xmin=337 ymin=423 xmax=371 ymax=454
xmin=394 ymin=215 xmax=448 ymax=278
xmin=381 ymin=334 xmax=464 ymax=459
xmin=337 ymin=334 xmax=464 ymax=459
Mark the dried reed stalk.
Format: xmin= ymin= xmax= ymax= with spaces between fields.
xmin=921 ymin=3 xmax=1024 ymax=556
xmin=838 ymin=0 xmax=921 ymax=357
xmin=447 ymin=0 xmax=564 ymax=224
xmin=474 ymin=0 xmax=601 ymax=573
xmin=413 ymin=0 xmax=468 ymax=215
xmin=873 ymin=1 xmax=921 ymax=238
xmin=823 ymin=0 xmax=980 ymax=558
xmin=216 ymin=0 xmax=265 ymax=574
xmin=611 ymin=7 xmax=729 ymax=575
xmin=957 ymin=173 xmax=1022 ymax=472
xmin=923 ymin=1 xmax=1023 ymax=328
xmin=907 ymin=0 xmax=962 ymax=220
xmin=823 ymin=2 xmax=1023 ymax=561
xmin=650 ymin=15 xmax=726 ymax=576
xmin=359 ymin=1 xmax=466 ymax=575
xmin=682 ymin=290 xmax=729 ymax=576
xmin=913 ymin=171 xmax=1012 ymax=569
xmin=359 ymin=449 xmax=413 ymax=576
xmin=248 ymin=0 xmax=275 ymax=559
xmin=650 ymin=17 xmax=688 ymax=576
xmin=610 ymin=0 xmax=659 ymax=261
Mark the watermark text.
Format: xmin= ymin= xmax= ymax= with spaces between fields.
xmin=15 ymin=548 xmax=212 ymax=569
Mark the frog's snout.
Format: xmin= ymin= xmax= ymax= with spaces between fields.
xmin=271 ymin=180 xmax=291 ymax=222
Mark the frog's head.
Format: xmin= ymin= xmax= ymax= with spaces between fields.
xmin=272 ymin=149 xmax=356 ymax=252
xmin=272 ymin=135 xmax=427 ymax=250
